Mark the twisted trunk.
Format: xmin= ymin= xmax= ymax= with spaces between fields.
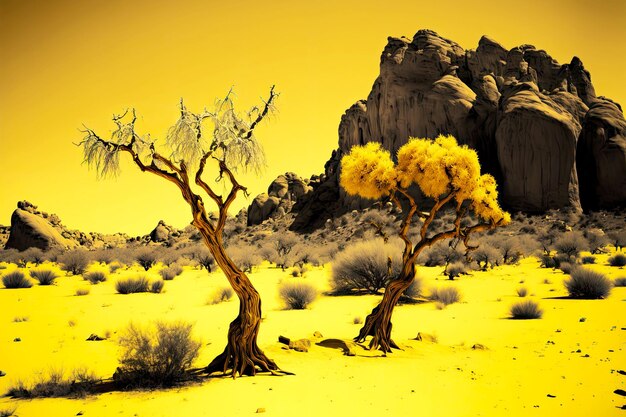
xmin=196 ymin=223 xmax=281 ymax=377
xmin=355 ymin=262 xmax=416 ymax=352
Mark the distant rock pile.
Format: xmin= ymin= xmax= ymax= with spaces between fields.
xmin=247 ymin=172 xmax=315 ymax=226
xmin=291 ymin=29 xmax=626 ymax=231
xmin=3 ymin=201 xmax=128 ymax=251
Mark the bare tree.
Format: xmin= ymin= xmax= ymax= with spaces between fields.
xmin=78 ymin=87 xmax=289 ymax=378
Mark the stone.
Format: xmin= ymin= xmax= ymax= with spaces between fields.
xmin=577 ymin=99 xmax=626 ymax=210
xmin=316 ymin=339 xmax=357 ymax=356
xmin=289 ymin=339 xmax=311 ymax=353
xmin=471 ymin=343 xmax=488 ymax=350
xmin=86 ymin=334 xmax=105 ymax=341
xmin=247 ymin=193 xmax=280 ymax=226
xmin=414 ymin=332 xmax=437 ymax=343
xmin=5 ymin=207 xmax=77 ymax=251
xmin=149 ymin=220 xmax=171 ymax=242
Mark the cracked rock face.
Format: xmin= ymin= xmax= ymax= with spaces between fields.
xmin=293 ymin=29 xmax=625 ymax=230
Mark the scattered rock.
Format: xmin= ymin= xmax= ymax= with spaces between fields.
xmin=0 ymin=370 xmax=6 ymax=377
xmin=13 ymin=338 xmax=21 ymax=342
xmin=316 ymin=339 xmax=357 ymax=356
xmin=471 ymin=344 xmax=488 ymax=350
xmin=290 ymin=339 xmax=311 ymax=353
xmin=579 ymin=317 xmax=587 ymax=322
xmin=256 ymin=408 xmax=266 ymax=413
xmin=313 ymin=331 xmax=324 ymax=339
xmin=547 ymin=394 xmax=556 ymax=398
xmin=614 ymin=389 xmax=626 ymax=397
xmin=414 ymin=332 xmax=438 ymax=343
xmin=86 ymin=334 xmax=105 ymax=341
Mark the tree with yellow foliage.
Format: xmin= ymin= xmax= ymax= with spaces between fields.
xmin=341 ymin=135 xmax=510 ymax=352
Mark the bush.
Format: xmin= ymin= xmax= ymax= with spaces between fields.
xmin=420 ymin=242 xmax=464 ymax=267
xmin=116 ymin=275 xmax=150 ymax=294
xmin=330 ymin=239 xmax=401 ymax=294
xmin=554 ymin=231 xmax=588 ymax=259
xmin=135 ymin=248 xmax=158 ymax=271
xmin=581 ymin=255 xmax=596 ymax=264
xmin=564 ymin=268 xmax=612 ymax=299
xmin=2 ymin=270 xmax=32 ymax=288
xmin=516 ymin=286 xmax=528 ymax=297
xmin=608 ymin=253 xmax=626 ymax=267
xmin=278 ymin=281 xmax=318 ymax=309
xmin=584 ymin=228 xmax=610 ymax=254
xmin=429 ymin=286 xmax=461 ymax=306
xmin=21 ymin=247 xmax=47 ymax=266
xmin=486 ymin=235 xmax=538 ymax=264
xmin=207 ymin=286 xmax=234 ymax=305
xmin=510 ymin=299 xmax=543 ymax=319
xmin=614 ymin=277 xmax=626 ymax=287
xmin=402 ymin=277 xmax=422 ymax=299
xmin=6 ymin=367 xmax=99 ymax=398
xmin=159 ymin=264 xmax=183 ymax=280
xmin=75 ymin=287 xmax=90 ymax=296
xmin=113 ymin=320 xmax=201 ymax=387
xmin=445 ymin=262 xmax=467 ymax=280
xmin=84 ymin=270 xmax=108 ymax=284
xmin=472 ymin=244 xmax=501 ymax=270
xmin=539 ymin=254 xmax=560 ymax=269
xmin=227 ymin=245 xmax=262 ymax=273
xmin=149 ymin=279 xmax=165 ymax=294
xmin=30 ymin=269 xmax=59 ymax=285
xmin=559 ymin=262 xmax=576 ymax=275
xmin=58 ymin=250 xmax=91 ymax=275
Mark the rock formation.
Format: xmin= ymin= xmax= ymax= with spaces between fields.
xmin=247 ymin=172 xmax=314 ymax=226
xmin=292 ymin=29 xmax=626 ymax=231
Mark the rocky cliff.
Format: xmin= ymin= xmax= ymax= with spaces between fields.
xmin=292 ymin=29 xmax=626 ymax=231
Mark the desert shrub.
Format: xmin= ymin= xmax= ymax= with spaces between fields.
xmin=84 ymin=270 xmax=108 ymax=284
xmin=486 ymin=235 xmax=538 ymax=264
xmin=584 ymin=228 xmax=610 ymax=254
xmin=30 ymin=269 xmax=59 ymax=285
xmin=472 ymin=244 xmax=501 ymax=270
xmin=539 ymin=254 xmax=560 ymax=269
xmin=278 ymin=280 xmax=318 ymax=309
xmin=429 ymin=286 xmax=461 ymax=306
xmin=510 ymin=299 xmax=543 ymax=319
xmin=614 ymin=277 xmax=626 ymax=287
xmin=402 ymin=277 xmax=422 ymax=299
xmin=75 ymin=287 xmax=90 ymax=296
xmin=581 ymin=255 xmax=596 ymax=264
xmin=554 ymin=231 xmax=588 ymax=260
xmin=227 ymin=245 xmax=262 ymax=273
xmin=420 ymin=242 xmax=464 ymax=267
xmin=135 ymin=248 xmax=158 ymax=271
xmin=608 ymin=253 xmax=626 ymax=267
xmin=0 ymin=406 xmax=16 ymax=417
xmin=6 ymin=368 xmax=99 ymax=398
xmin=58 ymin=250 xmax=91 ymax=275
xmin=182 ymin=245 xmax=215 ymax=271
xmin=207 ymin=286 xmax=234 ymax=305
xmin=516 ymin=286 xmax=528 ymax=297
xmin=559 ymin=262 xmax=576 ymax=275
xmin=21 ymin=247 xmax=47 ymax=266
xmin=330 ymin=239 xmax=402 ymax=294
xmin=608 ymin=230 xmax=626 ymax=251
xmin=149 ymin=279 xmax=165 ymax=294
xmin=159 ymin=264 xmax=183 ymax=280
xmin=564 ymin=268 xmax=612 ymax=299
xmin=113 ymin=320 xmax=201 ymax=387
xmin=445 ymin=262 xmax=467 ymax=280
xmin=116 ymin=275 xmax=150 ymax=294
xmin=2 ymin=270 xmax=32 ymax=289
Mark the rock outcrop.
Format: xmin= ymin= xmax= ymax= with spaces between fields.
xmin=292 ymin=29 xmax=626 ymax=231
xmin=3 ymin=201 xmax=129 ymax=251
xmin=5 ymin=203 xmax=77 ymax=251
xmin=247 ymin=173 xmax=314 ymax=226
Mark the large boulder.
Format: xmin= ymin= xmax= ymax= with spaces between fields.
xmin=149 ymin=220 xmax=173 ymax=242
xmin=577 ymin=100 xmax=626 ymax=209
xmin=5 ymin=208 xmax=77 ymax=251
xmin=247 ymin=193 xmax=280 ymax=226
xmin=495 ymin=81 xmax=582 ymax=211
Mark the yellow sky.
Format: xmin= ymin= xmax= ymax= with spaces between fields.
xmin=1 ymin=0 xmax=624 ymax=236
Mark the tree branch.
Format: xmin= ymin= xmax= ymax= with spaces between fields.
xmin=242 ymin=85 xmax=278 ymax=140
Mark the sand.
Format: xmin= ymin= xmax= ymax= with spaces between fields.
xmin=0 ymin=255 xmax=625 ymax=416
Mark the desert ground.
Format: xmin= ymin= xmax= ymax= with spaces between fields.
xmin=0 ymin=251 xmax=624 ymax=417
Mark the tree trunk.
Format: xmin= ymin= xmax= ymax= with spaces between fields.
xmin=196 ymin=224 xmax=282 ymax=377
xmin=354 ymin=262 xmax=416 ymax=353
